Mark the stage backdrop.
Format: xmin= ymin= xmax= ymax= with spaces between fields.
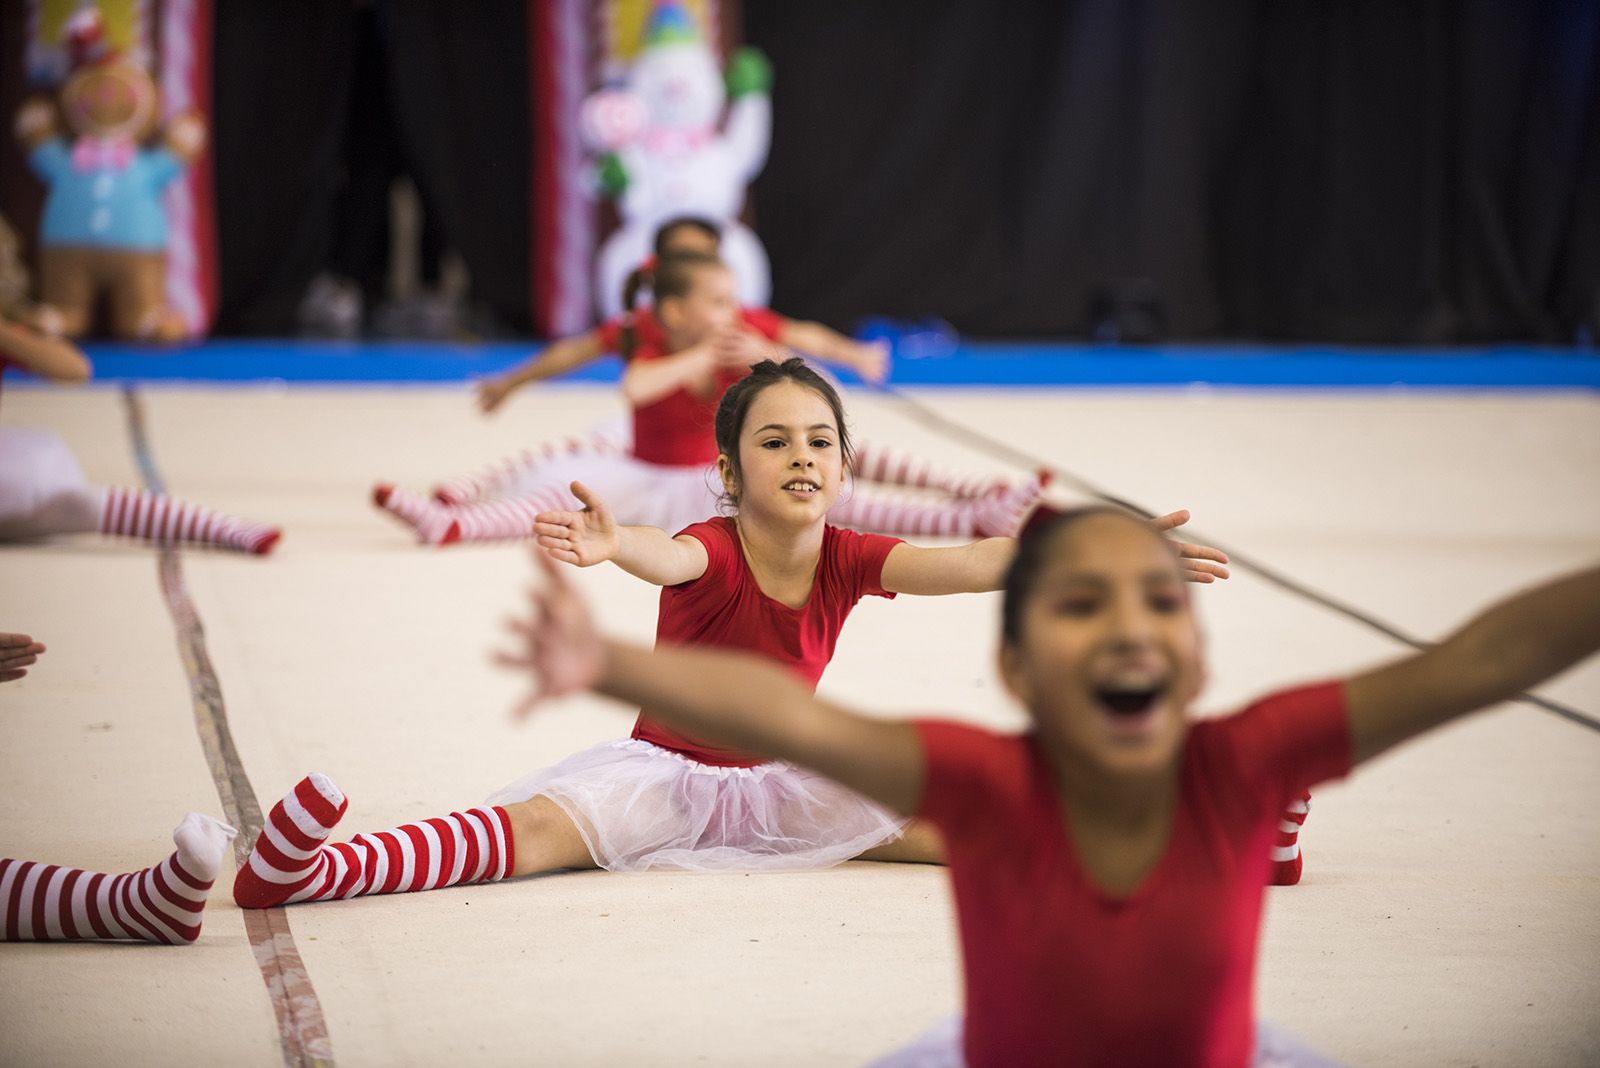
xmin=3 ymin=2 xmax=1594 ymax=342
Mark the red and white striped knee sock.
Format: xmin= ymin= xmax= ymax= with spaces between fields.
xmin=97 ymin=487 xmax=281 ymax=554
xmin=1270 ymin=790 xmax=1312 ymax=886
xmin=373 ymin=484 xmax=460 ymax=545
xmin=233 ymin=774 xmax=516 ymax=909
xmin=431 ymin=435 xmax=622 ymax=506
xmin=0 ymin=813 xmax=236 ymax=944
xmin=829 ymin=486 xmax=981 ymax=537
xmin=448 ymin=485 xmax=579 ymax=544
xmin=851 ymin=440 xmax=1006 ymax=499
xmin=972 ymin=473 xmax=1048 ymax=537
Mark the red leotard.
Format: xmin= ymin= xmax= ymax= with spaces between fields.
xmin=916 ymin=682 xmax=1352 ymax=1068
xmin=631 ymin=516 xmax=901 ymax=767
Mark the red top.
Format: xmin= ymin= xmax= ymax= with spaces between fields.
xmin=596 ymin=307 xmax=787 ymax=467
xmin=916 ymin=682 xmax=1352 ymax=1068
xmin=632 ymin=516 xmax=902 ymax=766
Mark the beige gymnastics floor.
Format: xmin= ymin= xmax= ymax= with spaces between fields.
xmin=1 ymin=382 xmax=1597 ymax=1067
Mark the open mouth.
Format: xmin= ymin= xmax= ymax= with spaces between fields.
xmin=782 ymin=479 xmax=820 ymax=496
xmin=1093 ymin=684 xmax=1164 ymax=717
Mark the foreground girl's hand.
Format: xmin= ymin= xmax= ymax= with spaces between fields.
xmin=0 ymin=633 xmax=46 ymax=683
xmin=1150 ymin=510 xmax=1231 ymax=584
xmin=534 ymin=481 xmax=620 ymax=566
xmin=494 ymin=550 xmax=606 ymax=718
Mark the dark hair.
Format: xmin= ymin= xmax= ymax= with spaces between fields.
xmin=1000 ymin=505 xmax=1152 ymax=642
xmin=712 ymin=357 xmax=853 ymax=509
xmin=618 ymin=250 xmax=727 ymax=361
xmin=654 ymin=216 xmax=722 ymax=256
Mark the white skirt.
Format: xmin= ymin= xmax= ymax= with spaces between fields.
xmin=486 ymin=739 xmax=907 ymax=873
xmin=868 ymin=1017 xmax=1344 ymax=1067
xmin=0 ymin=427 xmax=96 ymax=538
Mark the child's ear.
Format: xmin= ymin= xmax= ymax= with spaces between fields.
xmin=657 ymin=294 xmax=683 ymax=332
xmin=716 ymin=454 xmax=739 ymax=500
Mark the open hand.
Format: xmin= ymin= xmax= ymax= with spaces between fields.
xmin=851 ymin=339 xmax=891 ymax=384
xmin=493 ymin=549 xmax=605 ymax=718
xmin=533 ymin=481 xmax=620 ymax=566
xmin=1149 ymin=510 xmax=1231 ymax=584
xmin=712 ymin=326 xmax=782 ymax=372
xmin=475 ymin=375 xmax=518 ymax=414
xmin=0 ymin=633 xmax=46 ymax=683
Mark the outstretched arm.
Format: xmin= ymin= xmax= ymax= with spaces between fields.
xmin=778 ymin=321 xmax=890 ymax=384
xmin=475 ymin=331 xmax=607 ymax=414
xmin=880 ymin=509 xmax=1230 ymax=596
xmin=497 ymin=551 xmax=925 ymax=815
xmin=1345 ymin=564 xmax=1600 ymax=765
xmin=533 ymin=481 xmax=710 ymax=587
xmin=0 ymin=319 xmax=91 ymax=382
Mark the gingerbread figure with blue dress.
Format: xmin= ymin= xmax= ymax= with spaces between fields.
xmin=13 ymin=8 xmax=203 ymax=342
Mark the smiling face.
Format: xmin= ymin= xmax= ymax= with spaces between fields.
xmin=999 ymin=512 xmax=1205 ymax=777
xmin=717 ymin=379 xmax=846 ymax=528
xmin=657 ymin=263 xmax=738 ymax=347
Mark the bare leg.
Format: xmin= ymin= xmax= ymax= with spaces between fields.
xmin=856 ymin=820 xmax=945 ymax=864
xmin=503 ymin=795 xmax=600 ymax=875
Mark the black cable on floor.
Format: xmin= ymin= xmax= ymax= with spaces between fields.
xmin=873 ymin=385 xmax=1600 ymax=734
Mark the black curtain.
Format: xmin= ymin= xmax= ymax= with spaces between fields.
xmin=213 ymin=0 xmax=531 ymax=334
xmin=745 ymin=1 xmax=1600 ymax=342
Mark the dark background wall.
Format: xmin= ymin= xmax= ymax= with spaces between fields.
xmin=3 ymin=1 xmax=1597 ymax=342
xmin=745 ymin=0 xmax=1600 ymax=343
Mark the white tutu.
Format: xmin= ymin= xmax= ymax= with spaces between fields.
xmin=868 ymin=1017 xmax=1344 ymax=1067
xmin=0 ymin=427 xmax=95 ymax=538
xmin=486 ymin=738 xmax=907 ymax=872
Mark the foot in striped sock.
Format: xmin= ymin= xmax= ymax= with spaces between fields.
xmin=0 ymin=813 xmax=236 ymax=943
xmin=973 ymin=471 xmax=1050 ymax=538
xmin=98 ymin=487 xmax=281 ymax=554
xmin=233 ymin=774 xmax=516 ymax=909
xmin=373 ymin=484 xmax=460 ymax=545
xmin=1270 ymin=790 xmax=1312 ymax=886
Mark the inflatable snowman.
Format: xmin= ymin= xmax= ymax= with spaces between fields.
xmin=581 ymin=1 xmax=772 ymax=318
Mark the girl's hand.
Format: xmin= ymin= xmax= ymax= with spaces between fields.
xmin=475 ymin=375 xmax=518 ymax=414
xmin=0 ymin=633 xmax=46 ymax=683
xmin=533 ymin=481 xmax=621 ymax=566
xmin=850 ymin=339 xmax=891 ymax=384
xmin=493 ymin=550 xmax=605 ymax=718
xmin=712 ymin=326 xmax=782 ymax=371
xmin=1149 ymin=510 xmax=1231 ymax=584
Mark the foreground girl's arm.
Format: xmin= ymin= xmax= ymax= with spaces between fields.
xmin=533 ymin=481 xmax=709 ymax=586
xmin=498 ymin=550 xmax=925 ymax=814
xmin=880 ymin=509 xmax=1230 ymax=596
xmin=1344 ymin=563 xmax=1600 ymax=765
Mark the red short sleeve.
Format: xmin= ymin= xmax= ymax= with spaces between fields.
xmin=832 ymin=527 xmax=902 ymax=601
xmin=1220 ymin=681 xmax=1352 ymax=804
xmin=740 ymin=306 xmax=787 ymax=341
xmin=673 ymin=518 xmax=740 ymax=589
xmin=594 ymin=317 xmax=624 ymax=353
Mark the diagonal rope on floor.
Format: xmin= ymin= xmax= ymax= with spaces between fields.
xmin=872 ymin=383 xmax=1600 ymax=734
